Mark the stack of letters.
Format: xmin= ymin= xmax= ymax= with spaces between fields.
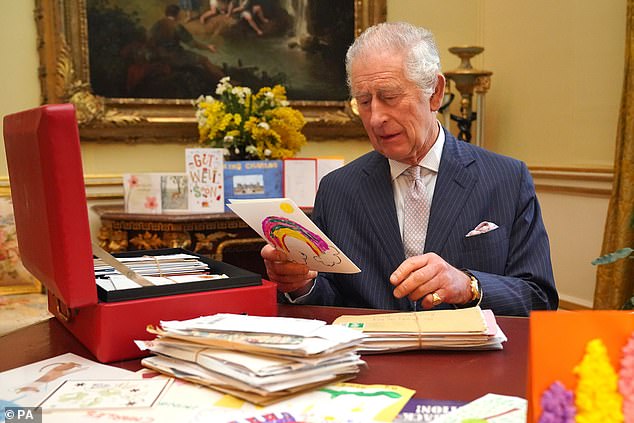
xmin=333 ymin=306 xmax=507 ymax=353
xmin=136 ymin=313 xmax=366 ymax=405
xmin=94 ymin=253 xmax=214 ymax=282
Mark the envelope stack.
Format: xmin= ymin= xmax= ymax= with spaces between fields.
xmin=136 ymin=313 xmax=366 ymax=405
xmin=333 ymin=306 xmax=507 ymax=353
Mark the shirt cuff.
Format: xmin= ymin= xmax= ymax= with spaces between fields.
xmin=283 ymin=279 xmax=316 ymax=304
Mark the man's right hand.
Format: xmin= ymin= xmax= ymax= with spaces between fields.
xmin=261 ymin=244 xmax=317 ymax=296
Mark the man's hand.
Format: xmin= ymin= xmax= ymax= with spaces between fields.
xmin=261 ymin=244 xmax=317 ymax=296
xmin=390 ymin=252 xmax=472 ymax=308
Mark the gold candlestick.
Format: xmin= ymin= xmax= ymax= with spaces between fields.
xmin=444 ymin=46 xmax=492 ymax=146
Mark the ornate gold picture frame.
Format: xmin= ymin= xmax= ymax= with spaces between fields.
xmin=35 ymin=0 xmax=386 ymax=143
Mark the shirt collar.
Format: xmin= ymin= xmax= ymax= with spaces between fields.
xmin=389 ymin=121 xmax=445 ymax=181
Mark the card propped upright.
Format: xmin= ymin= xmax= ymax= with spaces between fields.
xmin=227 ymin=198 xmax=361 ymax=274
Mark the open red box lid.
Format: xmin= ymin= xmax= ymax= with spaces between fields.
xmin=3 ymin=103 xmax=96 ymax=308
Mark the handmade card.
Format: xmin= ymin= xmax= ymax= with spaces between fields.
xmin=433 ymin=393 xmax=526 ymax=423
xmin=527 ymin=311 xmax=634 ymax=422
xmin=123 ymin=174 xmax=162 ymax=214
xmin=185 ymin=148 xmax=224 ymax=213
xmin=189 ymin=382 xmax=414 ymax=423
xmin=282 ymin=158 xmax=317 ymax=208
xmin=160 ymin=173 xmax=188 ymax=213
xmin=226 ymin=198 xmax=360 ymax=273
xmin=39 ymin=379 xmax=172 ymax=411
xmin=0 ymin=353 xmax=137 ymax=411
xmin=316 ymin=157 xmax=345 ymax=187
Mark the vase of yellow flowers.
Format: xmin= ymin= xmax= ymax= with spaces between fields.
xmin=195 ymin=77 xmax=306 ymax=161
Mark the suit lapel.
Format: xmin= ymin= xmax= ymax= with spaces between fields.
xmin=425 ymin=131 xmax=478 ymax=253
xmin=358 ymin=153 xmax=404 ymax=270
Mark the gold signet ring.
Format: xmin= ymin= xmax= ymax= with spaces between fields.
xmin=431 ymin=292 xmax=442 ymax=306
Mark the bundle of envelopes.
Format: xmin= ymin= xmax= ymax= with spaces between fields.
xmin=136 ymin=313 xmax=367 ymax=405
xmin=332 ymin=306 xmax=507 ymax=353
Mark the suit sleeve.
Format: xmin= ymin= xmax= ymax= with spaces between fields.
xmin=472 ymin=162 xmax=558 ymax=316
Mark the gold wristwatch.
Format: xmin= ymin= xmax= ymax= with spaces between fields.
xmin=463 ymin=270 xmax=482 ymax=306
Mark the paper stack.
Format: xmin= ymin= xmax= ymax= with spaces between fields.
xmin=333 ymin=306 xmax=507 ymax=353
xmin=136 ymin=313 xmax=367 ymax=405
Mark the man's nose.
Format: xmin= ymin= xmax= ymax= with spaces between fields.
xmin=369 ymin=101 xmax=389 ymax=127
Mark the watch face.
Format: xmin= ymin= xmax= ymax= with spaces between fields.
xmin=470 ymin=277 xmax=481 ymax=300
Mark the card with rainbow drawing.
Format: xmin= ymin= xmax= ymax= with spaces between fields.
xmin=227 ymin=198 xmax=361 ymax=274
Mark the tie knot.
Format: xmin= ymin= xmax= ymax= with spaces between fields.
xmin=404 ymin=166 xmax=421 ymax=181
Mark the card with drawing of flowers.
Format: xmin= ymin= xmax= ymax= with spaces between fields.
xmin=123 ymin=174 xmax=162 ymax=214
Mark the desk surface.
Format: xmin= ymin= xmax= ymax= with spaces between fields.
xmin=0 ymin=305 xmax=528 ymax=402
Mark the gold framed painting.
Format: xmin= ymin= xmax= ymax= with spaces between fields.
xmin=0 ymin=195 xmax=42 ymax=296
xmin=35 ymin=0 xmax=386 ymax=143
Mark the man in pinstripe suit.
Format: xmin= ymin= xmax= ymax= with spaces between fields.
xmin=262 ymin=22 xmax=558 ymax=316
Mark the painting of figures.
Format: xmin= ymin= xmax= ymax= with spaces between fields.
xmin=87 ymin=0 xmax=355 ymax=101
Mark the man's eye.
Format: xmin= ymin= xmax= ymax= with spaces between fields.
xmin=382 ymin=94 xmax=400 ymax=102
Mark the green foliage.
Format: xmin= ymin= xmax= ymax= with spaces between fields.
xmin=591 ymin=248 xmax=634 ymax=265
xmin=622 ymin=296 xmax=634 ymax=310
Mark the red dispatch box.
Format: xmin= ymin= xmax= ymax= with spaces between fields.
xmin=2 ymin=103 xmax=278 ymax=363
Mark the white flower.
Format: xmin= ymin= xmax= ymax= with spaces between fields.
xmin=246 ymin=145 xmax=258 ymax=155
xmin=223 ymin=148 xmax=231 ymax=156
xmin=195 ymin=109 xmax=207 ymax=126
xmin=231 ymin=86 xmax=252 ymax=104
xmin=257 ymin=122 xmax=270 ymax=130
xmin=234 ymin=147 xmax=240 ymax=155
xmin=264 ymin=149 xmax=272 ymax=156
xmin=281 ymin=100 xmax=289 ymax=107
xmin=216 ymin=76 xmax=232 ymax=95
xmin=223 ymin=135 xmax=234 ymax=145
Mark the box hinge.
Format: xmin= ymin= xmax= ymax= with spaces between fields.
xmin=54 ymin=296 xmax=75 ymax=323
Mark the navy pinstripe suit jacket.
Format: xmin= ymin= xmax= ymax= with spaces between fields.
xmin=302 ymin=128 xmax=558 ymax=316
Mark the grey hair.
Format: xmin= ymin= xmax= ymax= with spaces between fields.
xmin=345 ymin=22 xmax=442 ymax=97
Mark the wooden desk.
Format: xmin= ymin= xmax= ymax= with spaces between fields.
xmin=0 ymin=305 xmax=528 ymax=402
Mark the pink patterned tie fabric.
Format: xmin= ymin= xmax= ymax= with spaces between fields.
xmin=402 ymin=166 xmax=430 ymax=258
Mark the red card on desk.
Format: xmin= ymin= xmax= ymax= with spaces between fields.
xmin=528 ymin=310 xmax=634 ymax=422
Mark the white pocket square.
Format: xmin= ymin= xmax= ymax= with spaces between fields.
xmin=466 ymin=221 xmax=499 ymax=237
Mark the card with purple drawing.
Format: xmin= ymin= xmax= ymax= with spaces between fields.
xmin=227 ymin=198 xmax=360 ymax=274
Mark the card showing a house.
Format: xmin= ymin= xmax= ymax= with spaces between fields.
xmin=185 ymin=148 xmax=224 ymax=213
xmin=227 ymin=198 xmax=360 ymax=273
xmin=123 ymin=174 xmax=162 ymax=214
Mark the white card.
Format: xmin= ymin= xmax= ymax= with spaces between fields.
xmin=227 ymin=198 xmax=360 ymax=273
xmin=185 ymin=148 xmax=224 ymax=213
xmin=39 ymin=379 xmax=172 ymax=411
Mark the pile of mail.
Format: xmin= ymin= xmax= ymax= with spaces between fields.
xmin=333 ymin=306 xmax=507 ymax=353
xmin=136 ymin=313 xmax=367 ymax=405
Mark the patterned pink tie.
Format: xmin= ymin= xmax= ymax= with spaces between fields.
xmin=403 ymin=166 xmax=430 ymax=258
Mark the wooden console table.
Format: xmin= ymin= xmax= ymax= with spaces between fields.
xmin=93 ymin=205 xmax=314 ymax=277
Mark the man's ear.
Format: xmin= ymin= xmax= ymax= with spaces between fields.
xmin=430 ymin=74 xmax=446 ymax=112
